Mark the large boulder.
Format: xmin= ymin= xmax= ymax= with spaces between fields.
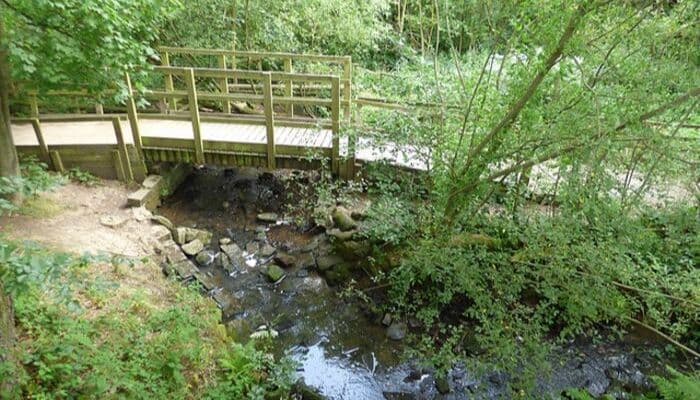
xmin=334 ymin=240 xmax=371 ymax=261
xmin=185 ymin=228 xmax=213 ymax=245
xmin=332 ymin=206 xmax=357 ymax=231
xmin=181 ymin=239 xmax=204 ymax=256
xmin=266 ymin=264 xmax=285 ymax=282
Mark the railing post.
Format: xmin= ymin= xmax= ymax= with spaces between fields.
xmin=163 ymin=51 xmax=177 ymax=112
xmin=29 ymin=92 xmax=39 ymax=118
xmin=218 ymin=54 xmax=231 ymax=114
xmin=95 ymin=104 xmax=104 ymax=115
xmin=331 ymin=76 xmax=340 ymax=176
xmin=284 ymin=57 xmax=293 ymax=117
xmin=112 ymin=117 xmax=134 ymax=182
xmin=30 ymin=119 xmax=51 ymax=168
xmin=262 ymin=72 xmax=276 ymax=169
xmin=343 ymin=57 xmax=352 ymax=121
xmin=185 ymin=68 xmax=205 ymax=165
xmin=125 ymin=73 xmax=147 ymax=175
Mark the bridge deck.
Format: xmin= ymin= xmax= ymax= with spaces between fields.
xmin=11 ymin=119 xmax=333 ymax=148
xmin=11 ymin=119 xmax=427 ymax=171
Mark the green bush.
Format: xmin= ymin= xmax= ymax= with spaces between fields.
xmin=0 ymin=157 xmax=65 ymax=217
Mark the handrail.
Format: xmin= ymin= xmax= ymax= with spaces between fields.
xmin=159 ymin=46 xmax=351 ymax=64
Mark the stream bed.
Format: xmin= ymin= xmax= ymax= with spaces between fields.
xmin=157 ymin=166 xmax=689 ymax=399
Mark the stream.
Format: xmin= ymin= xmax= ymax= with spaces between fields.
xmin=157 ymin=166 xmax=688 ymax=399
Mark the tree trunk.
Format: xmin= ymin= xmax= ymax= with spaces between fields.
xmin=0 ymin=16 xmax=21 ymax=185
xmin=0 ymin=287 xmax=16 ymax=395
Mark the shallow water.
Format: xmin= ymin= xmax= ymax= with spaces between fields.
xmin=158 ymin=166 xmax=690 ymax=399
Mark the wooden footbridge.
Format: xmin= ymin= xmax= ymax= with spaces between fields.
xmin=9 ymin=47 xmax=426 ymax=183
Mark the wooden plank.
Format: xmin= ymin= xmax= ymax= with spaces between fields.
xmin=284 ymin=58 xmax=293 ymax=117
xmin=185 ymin=68 xmax=205 ymax=164
xmin=158 ymin=46 xmax=350 ymax=63
xmin=30 ymin=119 xmax=51 ymax=166
xmin=49 ymin=151 xmax=65 ymax=173
xmin=218 ymin=54 xmax=231 ymax=114
xmin=262 ymin=73 xmax=276 ymax=169
xmin=331 ymin=76 xmax=340 ymax=175
xmin=112 ymin=118 xmax=134 ymax=182
xmin=112 ymin=150 xmax=126 ymax=182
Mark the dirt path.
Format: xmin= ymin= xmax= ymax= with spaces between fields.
xmin=0 ymin=181 xmax=157 ymax=258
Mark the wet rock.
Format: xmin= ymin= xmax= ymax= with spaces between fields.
xmin=219 ymin=237 xmax=232 ymax=245
xmin=382 ymin=313 xmax=393 ymax=326
xmin=195 ymin=250 xmax=216 ymax=266
xmin=182 ymin=239 xmax=204 ymax=256
xmin=266 ymin=264 xmax=286 ymax=282
xmin=214 ymin=253 xmax=234 ymax=272
xmin=435 ymin=376 xmax=451 ymax=394
xmin=222 ymin=201 xmax=230 ymax=210
xmin=257 ymin=212 xmax=278 ymax=223
xmin=174 ymin=227 xmax=188 ymax=245
xmin=335 ymin=240 xmax=371 ymax=261
xmin=168 ymin=260 xmax=199 ymax=280
xmin=100 ymin=215 xmax=127 ymax=228
xmin=260 ymin=244 xmax=276 ymax=257
xmin=316 ymin=254 xmax=343 ymax=271
xmin=255 ymin=225 xmax=267 ymax=233
xmin=274 ymin=252 xmax=297 ymax=268
xmin=255 ymin=231 xmax=267 ymax=241
xmin=332 ymin=206 xmax=357 ymax=231
xmin=387 ymin=322 xmax=407 ymax=341
xmin=297 ymin=269 xmax=309 ymax=278
xmin=246 ymin=242 xmax=259 ymax=254
xmin=327 ymin=228 xmax=356 ymax=242
xmin=185 ymin=227 xmax=213 ymax=245
xmin=151 ymin=214 xmax=174 ymax=231
xmin=296 ymin=252 xmax=316 ymax=269
xmin=221 ymin=243 xmax=243 ymax=259
xmin=151 ymin=225 xmax=172 ymax=242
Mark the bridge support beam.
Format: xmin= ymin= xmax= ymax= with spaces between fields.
xmin=125 ymin=73 xmax=147 ymax=175
xmin=185 ymin=68 xmax=205 ymax=165
xmin=262 ymin=72 xmax=276 ymax=169
xmin=331 ymin=76 xmax=340 ymax=176
xmin=112 ymin=117 xmax=134 ymax=182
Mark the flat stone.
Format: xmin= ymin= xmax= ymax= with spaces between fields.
xmin=257 ymin=212 xmax=278 ymax=223
xmin=260 ymin=244 xmax=276 ymax=257
xmin=164 ymin=241 xmax=187 ymax=264
xmin=174 ymin=227 xmax=188 ymax=245
xmin=181 ymin=239 xmax=204 ymax=256
xmin=221 ymin=243 xmax=243 ymax=259
xmin=316 ymin=254 xmax=343 ymax=271
xmin=185 ymin=228 xmax=212 ymax=245
xmin=151 ymin=225 xmax=172 ymax=242
xmin=193 ymin=271 xmax=216 ymax=291
xmin=100 ymin=215 xmax=127 ymax=228
xmin=382 ymin=313 xmax=393 ymax=326
xmin=387 ymin=322 xmax=407 ymax=341
xmin=151 ymin=215 xmax=174 ymax=231
xmin=127 ymin=187 xmax=160 ymax=209
xmin=131 ymin=206 xmax=152 ymax=222
xmin=219 ymin=237 xmax=232 ymax=245
xmin=141 ymin=175 xmax=163 ymax=189
xmin=170 ymin=260 xmax=199 ymax=280
xmin=266 ymin=264 xmax=285 ymax=282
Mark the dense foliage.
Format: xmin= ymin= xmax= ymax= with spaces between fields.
xmin=0 ymin=239 xmax=294 ymax=399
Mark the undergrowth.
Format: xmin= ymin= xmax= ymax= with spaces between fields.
xmin=0 ymin=157 xmax=65 ymax=217
xmin=0 ymin=239 xmax=294 ymax=399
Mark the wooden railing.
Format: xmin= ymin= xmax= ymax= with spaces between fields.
xmin=159 ymin=46 xmax=352 ymax=120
